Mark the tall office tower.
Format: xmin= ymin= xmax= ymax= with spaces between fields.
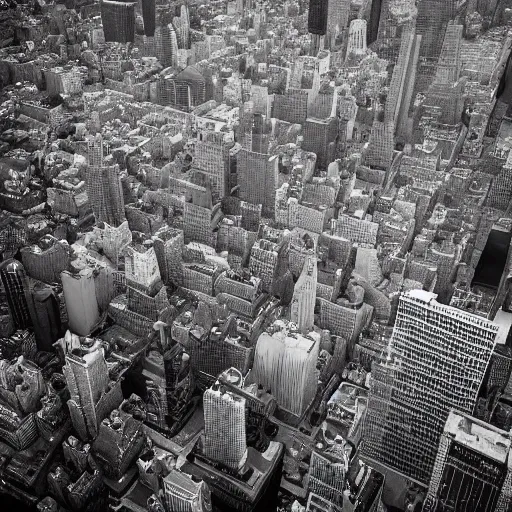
xmin=193 ymin=132 xmax=230 ymax=202
xmin=309 ymin=0 xmax=328 ymax=55
xmin=0 ymin=259 xmax=31 ymax=330
xmin=384 ymin=25 xmax=421 ymax=136
xmin=309 ymin=88 xmax=337 ymax=120
xmin=85 ymin=135 xmax=125 ymax=227
xmin=346 ymin=19 xmax=367 ymax=58
xmin=423 ymin=22 xmax=465 ymax=125
xmin=361 ymin=290 xmax=498 ymax=484
xmin=61 ymin=269 xmax=100 ymax=336
xmin=326 ymin=0 xmax=349 ymax=48
xmin=432 ymin=22 xmax=462 ymax=85
xmin=163 ymin=470 xmax=212 ymax=512
xmin=251 ymin=113 xmax=269 ymax=154
xmin=172 ymin=8 xmax=188 ymax=49
xmin=416 ymin=0 xmax=455 ymax=61
xmin=362 ymin=120 xmax=395 ymax=171
xmin=291 ymin=254 xmax=318 ymax=334
xmin=180 ymin=4 xmax=190 ymax=48
xmin=308 ymin=0 xmax=328 ymax=35
xmin=100 ymin=0 xmax=135 ymax=44
xmin=239 ymin=101 xmax=254 ymax=143
xmin=375 ymin=0 xmax=399 ymax=45
xmin=153 ymin=228 xmax=184 ymax=287
xmin=302 ymin=117 xmax=338 ymax=169
xmin=25 ymin=280 xmax=61 ymax=352
xmin=423 ymin=410 xmax=512 ymax=512
xmin=183 ymin=202 xmax=215 ymax=246
xmin=203 ymin=383 xmax=247 ymax=470
xmin=86 ymin=133 xmax=103 ymax=167
xmin=273 ymin=90 xmax=309 ymax=125
xmin=155 ymin=24 xmax=178 ymax=68
xmin=252 ymin=326 xmax=319 ymax=416
xmin=289 ymin=59 xmax=305 ymax=89
xmin=141 ymin=0 xmax=155 ymax=36
xmin=237 ymin=149 xmax=278 ymax=218
xmin=170 ymin=66 xmax=206 ymax=109
xmin=64 ymin=339 xmax=122 ymax=440
xmin=368 ymin=0 xmax=383 ymax=44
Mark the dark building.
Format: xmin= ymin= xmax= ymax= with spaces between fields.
xmin=0 ymin=259 xmax=32 ymax=330
xmin=368 ymin=0 xmax=383 ymax=45
xmin=100 ymin=0 xmax=135 ymax=44
xmin=308 ymin=0 xmax=329 ymax=35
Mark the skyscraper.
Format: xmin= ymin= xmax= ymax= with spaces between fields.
xmin=423 ymin=410 xmax=512 ymax=512
xmin=326 ymin=0 xmax=349 ymax=48
xmin=0 ymin=258 xmax=32 ymax=330
xmin=308 ymin=0 xmax=328 ymax=35
xmin=308 ymin=0 xmax=328 ymax=55
xmin=363 ymin=120 xmax=395 ymax=171
xmin=368 ymin=0 xmax=383 ymax=45
xmin=61 ymin=269 xmax=101 ymax=337
xmin=193 ymin=131 xmax=231 ymax=202
xmin=237 ymin=149 xmax=278 ymax=218
xmin=384 ymin=25 xmax=421 ymax=137
xmin=291 ymin=253 xmax=317 ymax=334
xmin=423 ymin=22 xmax=466 ymax=126
xmin=251 ymin=324 xmax=319 ymax=417
xmin=100 ymin=0 xmax=135 ymax=44
xmin=63 ymin=338 xmax=122 ymax=440
xmin=155 ymin=24 xmax=178 ymax=68
xmin=85 ymin=135 xmax=125 ymax=227
xmin=162 ymin=470 xmax=212 ymax=512
xmin=203 ymin=382 xmax=247 ymax=470
xmin=361 ymin=290 xmax=498 ymax=484
xmin=141 ymin=0 xmax=155 ymax=37
xmin=302 ymin=117 xmax=338 ymax=169
xmin=432 ymin=22 xmax=463 ymax=85
xmin=346 ymin=19 xmax=368 ymax=58
xmin=416 ymin=0 xmax=455 ymax=61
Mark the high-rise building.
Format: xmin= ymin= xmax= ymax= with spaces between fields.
xmin=237 ymin=149 xmax=278 ymax=218
xmin=169 ymin=66 xmax=206 ymax=109
xmin=162 ymin=470 xmax=212 ymax=512
xmin=273 ymin=89 xmax=309 ymax=125
xmin=416 ymin=0 xmax=456 ymax=61
xmin=346 ymin=19 xmax=368 ymax=58
xmin=326 ymin=0 xmax=349 ymax=48
xmin=432 ymin=22 xmax=462 ymax=85
xmin=155 ymin=24 xmax=178 ymax=68
xmin=141 ymin=0 xmax=155 ymax=37
xmin=302 ymin=117 xmax=338 ymax=169
xmin=368 ymin=0 xmax=383 ymax=44
xmin=0 ymin=259 xmax=31 ymax=330
xmin=291 ymin=254 xmax=318 ymax=334
xmin=361 ymin=290 xmax=498 ymax=484
xmin=251 ymin=324 xmax=319 ymax=416
xmin=308 ymin=0 xmax=328 ymax=35
xmin=193 ymin=131 xmax=231 ymax=202
xmin=183 ymin=202 xmax=215 ymax=246
xmin=203 ymin=382 xmax=247 ymax=470
xmin=85 ymin=135 xmax=125 ymax=227
xmin=384 ymin=25 xmax=421 ymax=137
xmin=63 ymin=339 xmax=122 ymax=440
xmin=363 ymin=120 xmax=395 ymax=170
xmin=61 ymin=269 xmax=101 ymax=337
xmin=100 ymin=0 xmax=135 ymax=44
xmin=423 ymin=410 xmax=512 ymax=512
xmin=423 ymin=22 xmax=466 ymax=126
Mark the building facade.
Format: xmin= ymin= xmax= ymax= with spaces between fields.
xmin=361 ymin=290 xmax=498 ymax=484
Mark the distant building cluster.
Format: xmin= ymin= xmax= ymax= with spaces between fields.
xmin=0 ymin=0 xmax=512 ymax=511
